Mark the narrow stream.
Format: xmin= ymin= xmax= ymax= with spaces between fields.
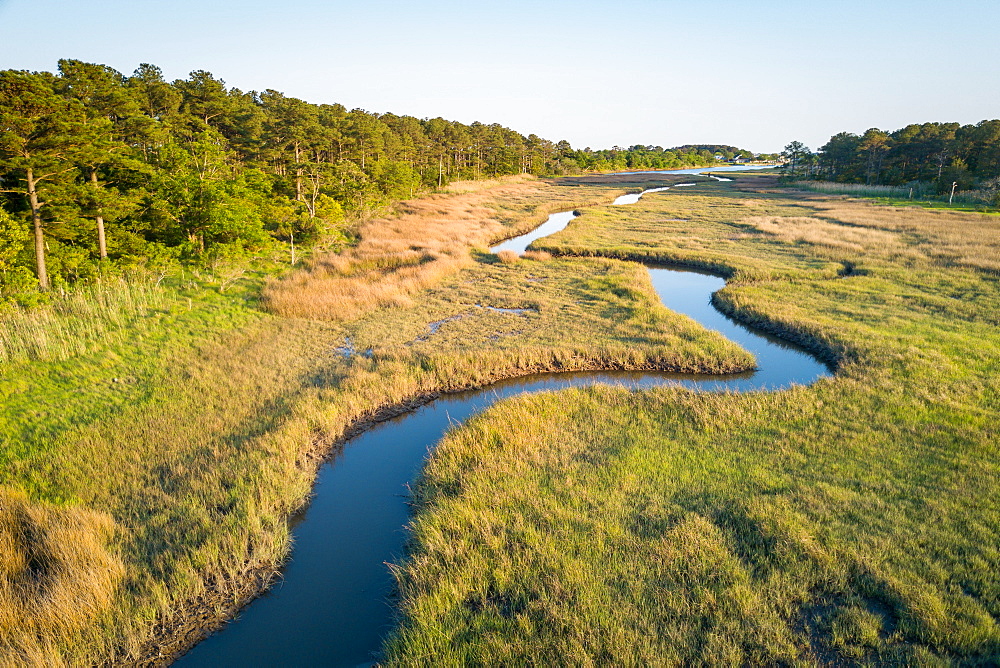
xmin=490 ymin=210 xmax=579 ymax=255
xmin=177 ymin=172 xmax=828 ymax=667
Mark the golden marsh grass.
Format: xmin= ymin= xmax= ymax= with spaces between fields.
xmin=495 ymin=249 xmax=519 ymax=264
xmin=0 ymin=488 xmax=124 ymax=666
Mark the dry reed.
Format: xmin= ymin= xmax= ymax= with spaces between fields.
xmin=264 ymin=177 xmax=545 ymax=320
xmin=495 ymin=250 xmax=519 ymax=264
xmin=0 ymin=487 xmax=124 ymax=665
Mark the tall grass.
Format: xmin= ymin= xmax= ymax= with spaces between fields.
xmin=0 ymin=278 xmax=169 ymax=365
xmin=799 ymin=181 xmax=917 ymax=198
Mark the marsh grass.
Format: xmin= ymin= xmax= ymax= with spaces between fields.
xmin=495 ymin=249 xmax=519 ymax=264
xmin=0 ymin=173 xmax=750 ymax=664
xmin=0 ymin=488 xmax=124 ymax=666
xmin=346 ymin=254 xmax=752 ymax=375
xmin=385 ymin=174 xmax=1000 ymax=665
xmin=799 ymin=180 xmax=1000 ymax=211
xmin=801 ymin=181 xmax=918 ymax=199
xmin=262 ymin=175 xmax=626 ymax=320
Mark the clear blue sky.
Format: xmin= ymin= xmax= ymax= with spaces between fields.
xmin=1 ymin=0 xmax=997 ymax=153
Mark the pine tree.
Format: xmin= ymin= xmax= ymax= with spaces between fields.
xmin=0 ymin=70 xmax=85 ymax=288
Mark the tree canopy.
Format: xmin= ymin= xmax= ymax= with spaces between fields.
xmin=813 ymin=120 xmax=1000 ymax=192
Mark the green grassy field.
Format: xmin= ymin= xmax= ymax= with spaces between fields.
xmin=385 ymin=174 xmax=1000 ymax=665
xmin=0 ymin=175 xmax=752 ymax=664
xmin=796 ymin=181 xmax=1000 ymax=214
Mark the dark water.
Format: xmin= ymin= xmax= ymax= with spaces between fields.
xmin=176 ymin=187 xmax=828 ymax=667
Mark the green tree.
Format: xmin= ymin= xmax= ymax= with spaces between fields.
xmin=957 ymin=120 xmax=1000 ymax=178
xmin=858 ymin=129 xmax=890 ymax=185
xmin=145 ymin=132 xmax=267 ymax=254
xmin=781 ymin=141 xmax=810 ymax=177
xmin=174 ymin=70 xmax=231 ymax=131
xmin=126 ymin=63 xmax=180 ymax=157
xmin=0 ymin=70 xmax=85 ymax=288
xmin=818 ymin=132 xmax=861 ymax=181
xmin=260 ymin=90 xmax=321 ymax=205
xmin=0 ymin=207 xmax=29 ymax=274
xmin=57 ymin=59 xmax=143 ymax=259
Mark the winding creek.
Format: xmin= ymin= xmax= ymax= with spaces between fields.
xmin=177 ymin=167 xmax=829 ymax=666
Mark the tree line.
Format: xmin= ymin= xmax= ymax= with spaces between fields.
xmin=562 ymin=144 xmax=761 ymax=172
xmin=781 ymin=121 xmax=1000 ymax=199
xmin=0 ymin=60 xmax=576 ymax=294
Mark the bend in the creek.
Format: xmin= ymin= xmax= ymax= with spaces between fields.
xmin=494 ymin=184 xmax=674 ymax=253
xmin=490 ymin=210 xmax=579 ymax=255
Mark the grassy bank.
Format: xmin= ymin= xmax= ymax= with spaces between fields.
xmin=385 ymin=174 xmax=1000 ymax=664
xmin=796 ymin=180 xmax=1000 ymax=214
xmin=0 ymin=174 xmax=750 ymax=664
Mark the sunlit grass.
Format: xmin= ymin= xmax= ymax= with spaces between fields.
xmin=0 ymin=278 xmax=169 ymax=365
xmin=0 ymin=487 xmax=124 ymax=666
xmin=385 ymin=173 xmax=1000 ymax=665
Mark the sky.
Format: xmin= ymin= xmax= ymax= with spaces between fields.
xmin=1 ymin=0 xmax=997 ymax=154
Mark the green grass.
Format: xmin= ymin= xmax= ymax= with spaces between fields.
xmin=874 ymin=198 xmax=1000 ymax=215
xmin=384 ymin=174 xmax=1000 ymax=665
xmin=797 ymin=180 xmax=999 ymax=214
xmin=0 ymin=277 xmax=170 ymax=365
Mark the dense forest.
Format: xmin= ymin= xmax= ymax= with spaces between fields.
xmin=674 ymin=145 xmax=756 ymax=160
xmin=785 ymin=121 xmax=1000 ymax=201
xmin=0 ymin=60 xmax=737 ymax=297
